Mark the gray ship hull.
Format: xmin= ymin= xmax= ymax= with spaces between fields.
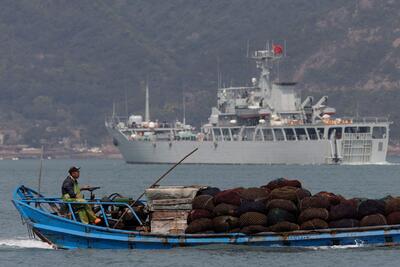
xmin=108 ymin=127 xmax=388 ymax=164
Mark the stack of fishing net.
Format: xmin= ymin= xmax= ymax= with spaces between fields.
xmin=185 ymin=178 xmax=304 ymax=234
xmin=184 ymin=178 xmax=400 ymax=235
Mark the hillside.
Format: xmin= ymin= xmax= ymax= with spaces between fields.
xmin=0 ymin=0 xmax=399 ymax=147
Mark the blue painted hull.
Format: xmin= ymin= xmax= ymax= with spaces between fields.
xmin=12 ymin=186 xmax=400 ymax=250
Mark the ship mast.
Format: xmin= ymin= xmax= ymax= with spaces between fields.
xmin=182 ymin=93 xmax=186 ymax=125
xmin=251 ymin=43 xmax=282 ymax=98
xmin=145 ymin=81 xmax=150 ymax=122
xmin=112 ymin=101 xmax=116 ymax=118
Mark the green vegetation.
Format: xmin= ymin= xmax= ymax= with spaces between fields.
xmin=0 ymin=1 xmax=399 ymax=146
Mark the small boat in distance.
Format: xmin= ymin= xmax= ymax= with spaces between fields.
xmin=106 ymin=44 xmax=390 ymax=164
xmin=13 ymin=185 xmax=400 ymax=250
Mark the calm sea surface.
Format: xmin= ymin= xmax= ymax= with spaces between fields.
xmin=1 ymin=158 xmax=400 ymax=267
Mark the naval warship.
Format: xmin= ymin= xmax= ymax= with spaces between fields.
xmin=106 ymin=45 xmax=390 ymax=164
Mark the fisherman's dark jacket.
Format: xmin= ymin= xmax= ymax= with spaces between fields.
xmin=62 ymin=175 xmax=80 ymax=199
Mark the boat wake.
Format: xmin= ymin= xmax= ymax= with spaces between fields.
xmin=0 ymin=238 xmax=52 ymax=249
xmin=343 ymin=161 xmax=400 ymax=166
xmin=310 ymin=243 xmax=366 ymax=250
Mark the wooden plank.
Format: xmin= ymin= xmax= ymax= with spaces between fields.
xmin=151 ymin=198 xmax=193 ymax=205
xmin=150 ymin=204 xmax=192 ymax=211
xmin=151 ymin=211 xmax=189 ymax=220
xmin=151 ymin=219 xmax=188 ymax=234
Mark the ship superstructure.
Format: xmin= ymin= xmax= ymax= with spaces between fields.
xmin=106 ymin=45 xmax=390 ymax=164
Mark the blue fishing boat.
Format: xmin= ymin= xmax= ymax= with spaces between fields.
xmin=12 ymin=185 xmax=400 ymax=250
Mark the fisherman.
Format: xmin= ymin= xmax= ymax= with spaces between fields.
xmin=61 ymin=166 xmax=101 ymax=225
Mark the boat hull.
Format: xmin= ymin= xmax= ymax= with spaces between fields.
xmin=13 ymin=198 xmax=400 ymax=250
xmin=108 ymin=127 xmax=388 ymax=165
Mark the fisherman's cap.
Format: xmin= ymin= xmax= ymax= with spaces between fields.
xmin=68 ymin=166 xmax=81 ymax=174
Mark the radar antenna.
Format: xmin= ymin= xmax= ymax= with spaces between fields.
xmin=251 ymin=41 xmax=283 ymax=96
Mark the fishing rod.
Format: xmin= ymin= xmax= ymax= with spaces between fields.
xmin=112 ymin=147 xmax=199 ymax=229
xmin=35 ymin=146 xmax=44 ymax=208
xmin=37 ymin=146 xmax=44 ymax=195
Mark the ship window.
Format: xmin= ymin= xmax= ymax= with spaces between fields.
xmin=317 ymin=128 xmax=325 ymax=139
xmin=358 ymin=127 xmax=370 ymax=133
xmin=345 ymin=126 xmax=370 ymax=134
xmin=345 ymin=127 xmax=357 ymax=133
xmin=284 ymin=128 xmax=296 ymax=141
xmin=295 ymin=128 xmax=308 ymax=141
xmin=307 ymin=128 xmax=318 ymax=140
xmin=328 ymin=127 xmax=342 ymax=140
xmin=213 ymin=128 xmax=223 ymax=141
xmin=222 ymin=128 xmax=231 ymax=141
xmin=273 ymin=128 xmax=285 ymax=141
xmin=255 ymin=129 xmax=263 ymax=141
xmin=262 ymin=129 xmax=274 ymax=141
xmin=231 ymin=128 xmax=241 ymax=141
xmin=372 ymin=127 xmax=386 ymax=139
xmin=242 ymin=128 xmax=255 ymax=141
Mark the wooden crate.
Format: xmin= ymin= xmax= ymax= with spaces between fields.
xmin=151 ymin=210 xmax=189 ymax=234
xmin=145 ymin=186 xmax=204 ymax=234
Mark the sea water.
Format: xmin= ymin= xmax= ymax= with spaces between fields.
xmin=1 ymin=158 xmax=400 ymax=267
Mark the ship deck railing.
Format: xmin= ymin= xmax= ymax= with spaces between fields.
xmin=341 ymin=117 xmax=390 ymax=123
xmin=106 ymin=115 xmax=389 ymax=129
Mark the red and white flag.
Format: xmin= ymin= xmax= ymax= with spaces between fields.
xmin=273 ymin=44 xmax=283 ymax=55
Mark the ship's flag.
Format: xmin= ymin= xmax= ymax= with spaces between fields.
xmin=273 ymin=44 xmax=283 ymax=55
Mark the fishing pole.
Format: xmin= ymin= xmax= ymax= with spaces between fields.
xmin=37 ymin=146 xmax=44 ymax=195
xmin=112 ymin=147 xmax=199 ymax=229
xmin=35 ymin=146 xmax=44 ymax=208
